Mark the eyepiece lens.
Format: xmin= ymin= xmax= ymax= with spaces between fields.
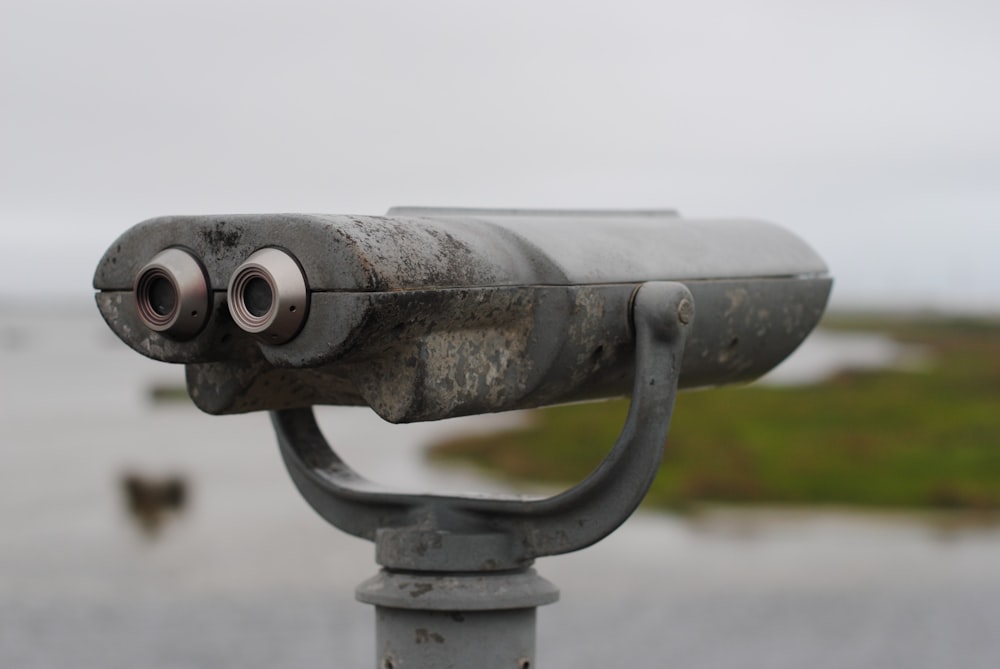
xmin=227 ymin=248 xmax=308 ymax=344
xmin=148 ymin=276 xmax=178 ymax=317
xmin=133 ymin=248 xmax=210 ymax=340
xmin=243 ymin=277 xmax=273 ymax=318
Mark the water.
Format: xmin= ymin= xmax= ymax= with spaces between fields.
xmin=759 ymin=328 xmax=927 ymax=386
xmin=2 ymin=305 xmax=999 ymax=668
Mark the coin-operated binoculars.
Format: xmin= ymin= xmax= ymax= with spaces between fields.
xmin=95 ymin=207 xmax=831 ymax=668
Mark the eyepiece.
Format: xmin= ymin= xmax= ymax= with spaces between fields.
xmin=134 ymin=248 xmax=211 ymax=339
xmin=228 ymin=248 xmax=308 ymax=344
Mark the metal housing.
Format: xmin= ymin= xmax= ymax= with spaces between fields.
xmin=94 ymin=208 xmax=832 ymax=422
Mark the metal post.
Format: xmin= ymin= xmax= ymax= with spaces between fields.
xmin=357 ymin=568 xmax=558 ymax=669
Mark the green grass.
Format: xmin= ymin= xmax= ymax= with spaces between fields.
xmin=429 ymin=314 xmax=1000 ymax=510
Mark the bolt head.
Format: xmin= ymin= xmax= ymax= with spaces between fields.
xmin=677 ymin=298 xmax=694 ymax=324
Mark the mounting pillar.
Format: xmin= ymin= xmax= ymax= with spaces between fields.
xmin=271 ymin=281 xmax=694 ymax=667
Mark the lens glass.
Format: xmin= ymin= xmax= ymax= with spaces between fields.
xmin=148 ymin=276 xmax=177 ymax=317
xmin=243 ymin=277 xmax=273 ymax=318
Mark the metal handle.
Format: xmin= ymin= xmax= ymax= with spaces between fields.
xmin=272 ymin=281 xmax=693 ymax=571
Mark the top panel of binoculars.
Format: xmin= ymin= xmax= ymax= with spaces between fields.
xmin=95 ymin=208 xmax=831 ymax=422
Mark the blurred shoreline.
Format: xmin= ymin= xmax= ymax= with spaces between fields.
xmin=3 ymin=306 xmax=1000 ymax=667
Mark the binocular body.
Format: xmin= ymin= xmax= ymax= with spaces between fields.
xmin=95 ymin=208 xmax=831 ymax=423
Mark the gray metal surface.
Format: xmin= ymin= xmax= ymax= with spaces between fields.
xmin=273 ymin=282 xmax=693 ymax=571
xmin=271 ymin=281 xmax=692 ymax=668
xmin=357 ymin=569 xmax=560 ymax=611
xmin=389 ymin=207 xmax=828 ymax=284
xmin=357 ymin=569 xmax=557 ymax=667
xmin=94 ymin=210 xmax=827 ymax=292
xmin=370 ymin=607 xmax=538 ymax=669
xmin=94 ymin=209 xmax=831 ymax=422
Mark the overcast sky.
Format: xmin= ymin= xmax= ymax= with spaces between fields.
xmin=2 ymin=0 xmax=998 ymax=311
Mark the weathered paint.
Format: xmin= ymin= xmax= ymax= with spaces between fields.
xmin=94 ymin=210 xmax=830 ymax=422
